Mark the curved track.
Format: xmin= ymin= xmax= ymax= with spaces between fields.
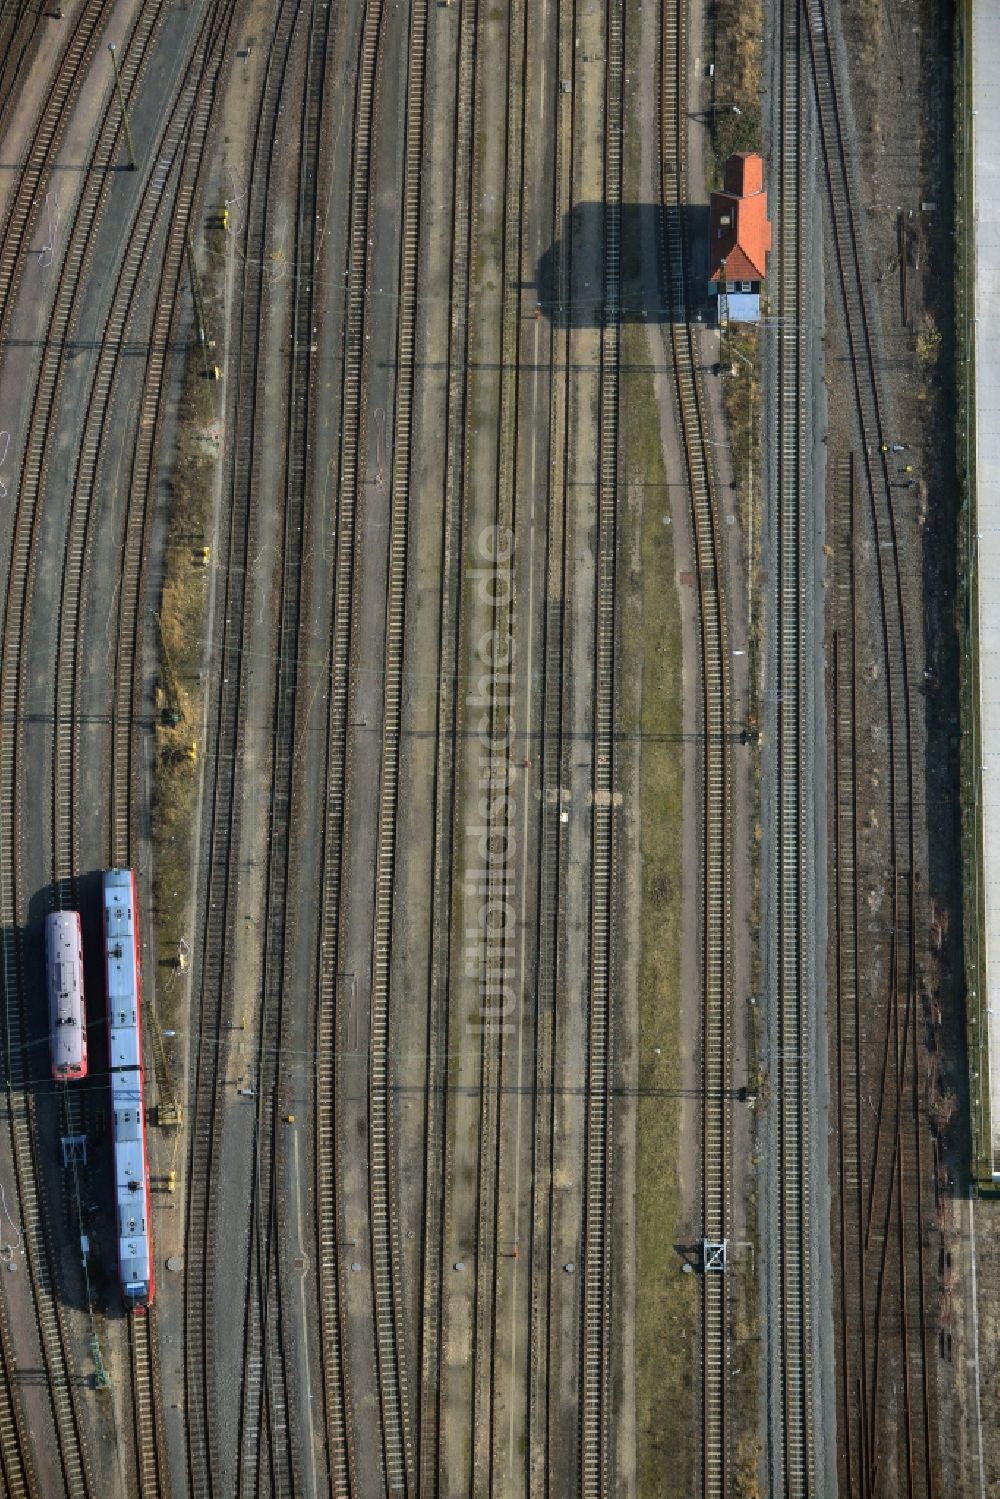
xmin=182 ymin=3 xmax=304 ymax=1490
xmin=0 ymin=0 xmax=40 ymax=129
xmin=808 ymin=0 xmax=935 ymax=1486
xmin=0 ymin=0 xmax=140 ymax=347
xmin=235 ymin=0 xmax=339 ymax=1490
xmin=0 ymin=11 xmax=183 ymax=1495
xmin=660 ymin=0 xmax=732 ymax=1492
xmin=2 ymin=3 xmax=238 ymax=1493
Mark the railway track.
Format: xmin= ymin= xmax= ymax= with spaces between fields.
xmin=183 ymin=3 xmax=304 ymax=1489
xmin=0 ymin=1281 xmax=35 ymax=1495
xmin=237 ymin=0 xmax=337 ymax=1489
xmin=414 ymin=0 xmax=479 ymax=1482
xmin=363 ymin=0 xmax=430 ymax=1482
xmin=50 ymin=0 xmax=234 ymax=894
xmin=111 ymin=0 xmax=242 ymax=863
xmin=0 ymin=923 xmax=93 ymax=1499
xmin=131 ymin=1308 xmax=168 ymax=1499
xmin=769 ymin=0 xmax=814 ymax=1490
xmin=0 ymin=0 xmax=41 ymax=134
xmin=807 ymin=0 xmax=935 ymax=1483
xmin=579 ymin=0 xmax=624 ymax=1493
xmin=1 ymin=1 xmax=237 ymax=1490
xmin=0 ymin=10 xmax=187 ymax=1495
xmin=311 ymin=0 xmax=423 ymax=1488
xmin=0 ymin=0 xmax=135 ymax=347
xmin=469 ymin=0 xmax=531 ymax=1484
xmin=659 ymin=0 xmax=732 ymax=1493
xmin=833 ymin=453 xmax=867 ymax=1494
xmin=525 ymin=0 xmax=572 ymax=1480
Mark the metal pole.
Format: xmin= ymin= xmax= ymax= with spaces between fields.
xmin=108 ymin=45 xmax=137 ymax=171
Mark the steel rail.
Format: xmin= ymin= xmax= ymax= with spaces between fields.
xmin=315 ymin=0 xmax=411 ymax=1486
xmin=0 ymin=9 xmax=176 ymax=1495
xmin=0 ymin=1279 xmax=34 ymax=1496
xmin=309 ymin=0 xmax=429 ymax=1491
xmin=111 ymin=0 xmax=242 ymax=866
xmin=238 ymin=0 xmax=334 ymax=1489
xmin=805 ymin=0 xmax=934 ymax=1489
xmin=130 ymin=1307 xmax=168 ymax=1499
xmin=0 ymin=0 xmax=37 ymax=121
xmin=473 ymin=0 xmax=528 ymax=1484
xmin=363 ymin=0 xmax=430 ymax=1484
xmin=50 ymin=0 xmax=232 ymax=901
xmin=414 ymin=0 xmax=481 ymax=1482
xmin=525 ymin=0 xmax=573 ymax=1480
xmin=659 ymin=0 xmax=732 ymax=1491
xmin=311 ymin=0 xmax=417 ymax=1484
xmin=39 ymin=5 xmax=236 ymax=1492
xmin=182 ymin=3 xmax=302 ymax=1490
xmin=0 ymin=0 xmax=107 ymax=342
xmin=832 ymin=453 xmax=871 ymax=1497
xmin=772 ymin=0 xmax=812 ymax=1490
xmin=117 ymin=10 xmax=240 ymax=1498
xmin=579 ymin=0 xmax=623 ymax=1493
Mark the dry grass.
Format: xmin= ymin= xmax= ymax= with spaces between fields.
xmin=619 ymin=322 xmax=698 ymax=1499
xmin=916 ymin=310 xmax=942 ymax=369
xmin=709 ymin=0 xmax=764 ymax=184
xmin=150 ymin=228 xmax=223 ymax=955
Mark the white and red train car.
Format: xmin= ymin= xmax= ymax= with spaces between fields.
xmin=46 ymin=911 xmax=88 ymax=1081
xmin=103 ymin=868 xmax=155 ymax=1309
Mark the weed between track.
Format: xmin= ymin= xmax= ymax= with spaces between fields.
xmin=707 ymin=0 xmax=763 ymax=186
xmin=719 ymin=327 xmax=759 ymax=530
xmin=151 ymin=220 xmax=225 ymax=1005
xmin=618 ymin=319 xmax=697 ymax=1498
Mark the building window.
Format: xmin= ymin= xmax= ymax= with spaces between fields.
xmin=726 ymin=281 xmax=736 ymax=293
xmin=741 ymin=281 xmax=752 ymax=293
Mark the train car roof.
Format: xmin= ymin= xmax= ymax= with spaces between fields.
xmin=105 ymin=872 xmax=139 ymax=1060
xmin=46 ymin=910 xmax=81 ymax=934
xmin=48 ymin=910 xmax=85 ymax=1071
xmin=109 ymin=1021 xmax=141 ymax=1072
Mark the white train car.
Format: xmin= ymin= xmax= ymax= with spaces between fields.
xmin=46 ymin=911 xmax=87 ymax=1080
xmin=103 ymin=868 xmax=154 ymax=1309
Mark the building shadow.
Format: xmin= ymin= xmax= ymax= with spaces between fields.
xmin=534 ymin=201 xmax=711 ymax=327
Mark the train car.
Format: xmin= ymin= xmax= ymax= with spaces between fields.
xmin=47 ymin=911 xmax=88 ymax=1081
xmin=103 ymin=868 xmax=155 ymax=1310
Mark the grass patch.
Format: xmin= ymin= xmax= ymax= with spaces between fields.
xmin=707 ymin=0 xmax=764 ymax=184
xmin=619 ymin=321 xmax=698 ymax=1499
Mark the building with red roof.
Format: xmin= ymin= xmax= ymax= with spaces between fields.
xmin=708 ymin=152 xmax=772 ymax=323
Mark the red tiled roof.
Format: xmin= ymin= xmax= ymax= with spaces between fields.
xmin=709 ymin=152 xmax=772 ymax=282
xmin=724 ymin=152 xmax=764 ymax=197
